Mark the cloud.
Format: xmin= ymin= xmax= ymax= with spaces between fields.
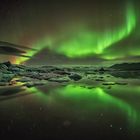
xmin=0 ymin=41 xmax=35 ymax=57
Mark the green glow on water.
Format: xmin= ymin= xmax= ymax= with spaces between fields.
xmin=28 ymin=84 xmax=140 ymax=128
xmin=55 ymin=84 xmax=137 ymax=123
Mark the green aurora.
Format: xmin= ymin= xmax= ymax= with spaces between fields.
xmin=52 ymin=3 xmax=136 ymax=59
xmin=14 ymin=2 xmax=138 ymax=64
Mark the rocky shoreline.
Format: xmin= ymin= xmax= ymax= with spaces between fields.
xmin=0 ymin=61 xmax=139 ymax=88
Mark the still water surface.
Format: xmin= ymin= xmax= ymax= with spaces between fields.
xmin=0 ymin=72 xmax=140 ymax=139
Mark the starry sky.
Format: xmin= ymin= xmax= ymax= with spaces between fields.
xmin=0 ymin=0 xmax=140 ymax=66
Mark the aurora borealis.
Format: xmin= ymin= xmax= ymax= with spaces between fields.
xmin=0 ymin=1 xmax=140 ymax=139
xmin=50 ymin=3 xmax=136 ymax=58
xmin=0 ymin=0 xmax=139 ymax=65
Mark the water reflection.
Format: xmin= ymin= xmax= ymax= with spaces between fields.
xmin=0 ymin=85 xmax=28 ymax=101
xmin=27 ymin=83 xmax=140 ymax=129
xmin=0 ymin=72 xmax=140 ymax=138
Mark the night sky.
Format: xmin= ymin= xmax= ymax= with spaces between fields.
xmin=0 ymin=0 xmax=140 ymax=66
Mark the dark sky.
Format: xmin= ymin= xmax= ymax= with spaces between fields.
xmin=0 ymin=0 xmax=140 ymax=65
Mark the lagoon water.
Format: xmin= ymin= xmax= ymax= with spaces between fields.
xmin=0 ymin=72 xmax=140 ymax=139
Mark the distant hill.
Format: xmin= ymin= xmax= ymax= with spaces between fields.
xmin=110 ymin=63 xmax=140 ymax=70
